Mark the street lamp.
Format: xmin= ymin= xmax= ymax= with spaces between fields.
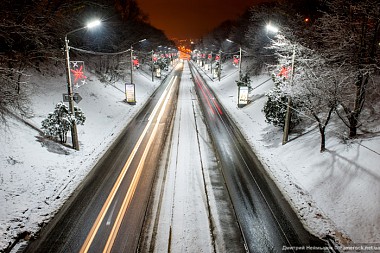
xmin=151 ymin=50 xmax=154 ymax=82
xmin=266 ymin=24 xmax=295 ymax=145
xmin=130 ymin=38 xmax=146 ymax=85
xmin=218 ymin=50 xmax=222 ymax=81
xmin=65 ymin=19 xmax=101 ymax=150
xmin=266 ymin=23 xmax=279 ymax=34
xmin=226 ymin=39 xmax=242 ymax=80
xmin=227 ymin=39 xmax=247 ymax=108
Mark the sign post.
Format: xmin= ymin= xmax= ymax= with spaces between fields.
xmin=63 ymin=93 xmax=82 ymax=104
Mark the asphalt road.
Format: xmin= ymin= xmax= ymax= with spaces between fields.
xmin=24 ymin=64 xmax=182 ymax=253
xmin=189 ymin=61 xmax=333 ymax=253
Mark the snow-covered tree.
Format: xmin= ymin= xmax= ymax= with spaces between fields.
xmin=0 ymin=67 xmax=30 ymax=122
xmin=290 ymin=48 xmax=342 ymax=152
xmin=236 ymin=73 xmax=252 ymax=88
xmin=312 ymin=0 xmax=380 ymax=138
xmin=267 ymin=34 xmax=342 ymax=152
xmin=263 ymin=72 xmax=302 ymax=131
xmin=41 ymin=102 xmax=86 ymax=144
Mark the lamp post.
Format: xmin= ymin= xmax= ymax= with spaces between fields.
xmin=130 ymin=38 xmax=146 ymax=85
xmin=64 ymin=19 xmax=101 ymax=150
xmin=266 ymin=23 xmax=295 ymax=145
xmin=218 ymin=50 xmax=222 ymax=81
xmin=151 ymin=50 xmax=154 ymax=82
xmin=127 ymin=38 xmax=146 ymax=104
xmin=282 ymin=46 xmax=295 ymax=145
xmin=226 ymin=39 xmax=246 ymax=107
xmin=226 ymin=39 xmax=242 ymax=80
xmin=209 ymin=51 xmax=213 ymax=75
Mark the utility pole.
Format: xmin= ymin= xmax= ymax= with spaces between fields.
xmin=210 ymin=52 xmax=213 ymax=75
xmin=238 ymin=46 xmax=242 ymax=80
xmin=63 ymin=20 xmax=101 ymax=150
xmin=218 ymin=50 xmax=222 ymax=82
xmin=282 ymin=45 xmax=296 ymax=145
xmin=151 ymin=50 xmax=154 ymax=82
xmin=65 ymin=35 xmax=79 ymax=151
xmin=130 ymin=45 xmax=134 ymax=85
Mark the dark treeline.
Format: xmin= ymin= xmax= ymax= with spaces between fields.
xmin=0 ymin=0 xmax=173 ymax=121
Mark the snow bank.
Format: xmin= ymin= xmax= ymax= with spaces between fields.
xmin=203 ymin=62 xmax=380 ymax=245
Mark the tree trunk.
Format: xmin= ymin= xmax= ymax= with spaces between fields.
xmin=319 ymin=125 xmax=326 ymax=153
xmin=348 ymin=72 xmax=368 ymax=138
xmin=314 ymin=105 xmax=335 ymax=152
xmin=348 ymin=113 xmax=358 ymax=137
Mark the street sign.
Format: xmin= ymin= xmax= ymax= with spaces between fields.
xmin=62 ymin=93 xmax=82 ymax=104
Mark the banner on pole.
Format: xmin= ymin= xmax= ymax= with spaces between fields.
xmin=70 ymin=61 xmax=87 ymax=88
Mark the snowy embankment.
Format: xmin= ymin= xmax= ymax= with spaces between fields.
xmin=0 ymin=67 xmax=163 ymax=251
xmin=198 ymin=62 xmax=380 ymax=246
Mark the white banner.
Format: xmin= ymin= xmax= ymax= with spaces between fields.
xmin=125 ymin=83 xmax=136 ymax=104
xmin=238 ymin=86 xmax=249 ymax=106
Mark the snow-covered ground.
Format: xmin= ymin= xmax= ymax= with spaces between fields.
xmin=1 ymin=58 xmax=379 ymax=252
xmin=196 ymin=62 xmax=380 ymax=246
xmin=0 ymin=66 xmax=164 ymax=251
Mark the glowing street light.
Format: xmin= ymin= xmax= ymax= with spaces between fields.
xmin=266 ymin=23 xmax=279 ymax=34
xmin=86 ymin=20 xmax=101 ymax=28
xmin=64 ymin=19 xmax=101 ymax=150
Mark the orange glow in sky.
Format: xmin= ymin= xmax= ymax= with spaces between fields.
xmin=136 ymin=0 xmax=270 ymax=39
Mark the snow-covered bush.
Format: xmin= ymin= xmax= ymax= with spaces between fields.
xmin=236 ymin=73 xmax=252 ymax=89
xmin=41 ymin=102 xmax=86 ymax=143
xmin=263 ymin=74 xmax=301 ymax=130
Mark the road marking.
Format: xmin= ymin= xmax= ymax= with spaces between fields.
xmin=148 ymin=76 xmax=174 ymax=122
xmin=79 ymin=75 xmax=177 ymax=253
xmin=106 ymin=199 xmax=118 ymax=226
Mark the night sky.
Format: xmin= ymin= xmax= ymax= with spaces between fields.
xmin=136 ymin=0 xmax=270 ymax=39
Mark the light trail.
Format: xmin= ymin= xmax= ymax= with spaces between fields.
xmin=79 ymin=75 xmax=178 ymax=253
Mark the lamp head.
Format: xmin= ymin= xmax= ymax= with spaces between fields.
xmin=266 ymin=24 xmax=279 ymax=33
xmin=86 ymin=20 xmax=101 ymax=29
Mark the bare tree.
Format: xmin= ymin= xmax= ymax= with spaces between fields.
xmin=313 ymin=0 xmax=380 ymax=138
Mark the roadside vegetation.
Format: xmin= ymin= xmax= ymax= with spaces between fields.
xmin=196 ymin=0 xmax=380 ymax=152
